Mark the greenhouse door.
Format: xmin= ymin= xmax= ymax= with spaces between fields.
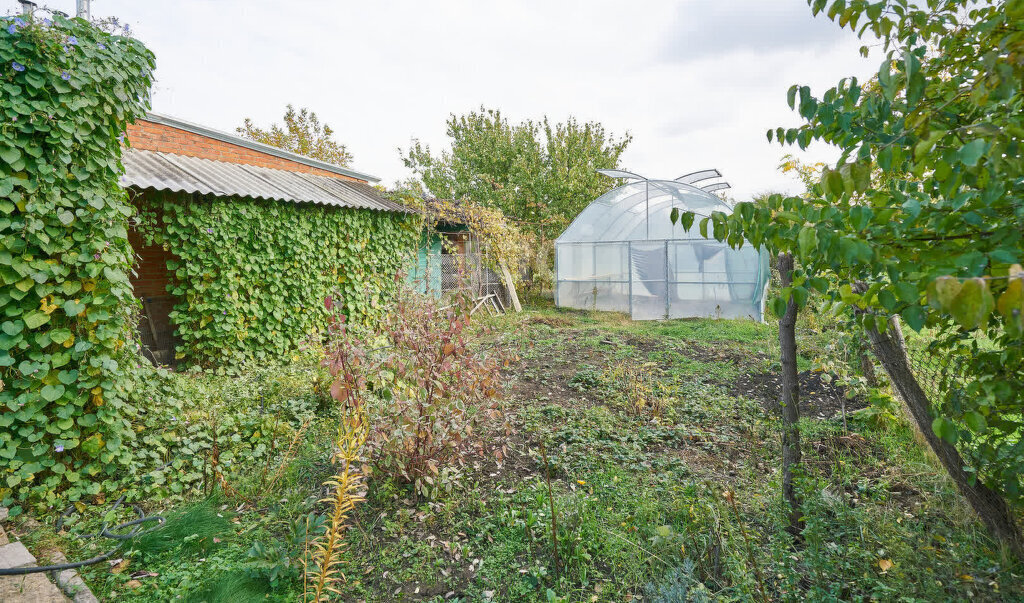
xmin=629 ymin=241 xmax=668 ymax=320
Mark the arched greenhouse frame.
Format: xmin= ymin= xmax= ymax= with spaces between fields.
xmin=554 ymin=170 xmax=770 ymax=321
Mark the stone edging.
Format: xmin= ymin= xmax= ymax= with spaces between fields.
xmin=0 ymin=506 xmax=101 ymax=602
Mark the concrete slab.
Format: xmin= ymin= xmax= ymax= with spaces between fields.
xmin=0 ymin=571 xmax=69 ymax=602
xmin=0 ymin=542 xmax=36 ymax=569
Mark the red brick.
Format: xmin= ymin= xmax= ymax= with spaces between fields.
xmin=125 ymin=119 xmax=364 ymax=182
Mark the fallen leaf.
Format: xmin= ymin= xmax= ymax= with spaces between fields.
xmin=878 ymin=559 xmax=893 ymax=572
xmin=125 ymin=580 xmax=143 ymax=589
xmin=110 ymin=559 xmax=130 ymax=574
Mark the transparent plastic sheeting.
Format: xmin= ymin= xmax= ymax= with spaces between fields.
xmin=554 ymin=180 xmax=770 ymax=321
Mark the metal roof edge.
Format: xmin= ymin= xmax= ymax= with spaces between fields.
xmin=139 ymin=112 xmax=381 ymax=184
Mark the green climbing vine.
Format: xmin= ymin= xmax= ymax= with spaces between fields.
xmin=0 ymin=14 xmax=155 ymax=506
xmin=137 ymin=190 xmax=419 ymax=367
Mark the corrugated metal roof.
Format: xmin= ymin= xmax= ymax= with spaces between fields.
xmin=119 ymin=149 xmax=410 ymax=213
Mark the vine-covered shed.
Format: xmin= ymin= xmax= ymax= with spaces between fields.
xmin=121 ymin=114 xmax=416 ymax=366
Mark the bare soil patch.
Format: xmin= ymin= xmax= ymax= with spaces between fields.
xmin=730 ymin=369 xmax=867 ymax=420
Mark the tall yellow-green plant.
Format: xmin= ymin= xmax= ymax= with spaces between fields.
xmin=303 ymin=409 xmax=366 ymax=602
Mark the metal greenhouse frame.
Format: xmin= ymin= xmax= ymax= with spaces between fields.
xmin=554 ymin=170 xmax=770 ymax=321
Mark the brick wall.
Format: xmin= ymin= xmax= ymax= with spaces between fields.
xmin=128 ymin=193 xmax=181 ymax=365
xmin=125 ymin=119 xmax=365 ymax=182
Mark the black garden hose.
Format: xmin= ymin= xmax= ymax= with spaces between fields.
xmin=0 ymin=490 xmax=166 ymax=575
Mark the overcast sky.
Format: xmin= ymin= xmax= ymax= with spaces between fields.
xmin=9 ymin=0 xmax=878 ymax=199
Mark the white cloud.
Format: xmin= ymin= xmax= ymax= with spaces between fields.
xmin=8 ymin=0 xmax=880 ymax=200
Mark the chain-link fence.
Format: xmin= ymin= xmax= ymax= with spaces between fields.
xmin=429 ymin=250 xmax=511 ymax=310
xmin=900 ymin=332 xmax=972 ymax=409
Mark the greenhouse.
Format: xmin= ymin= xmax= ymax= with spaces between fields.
xmin=554 ymin=170 xmax=770 ymax=321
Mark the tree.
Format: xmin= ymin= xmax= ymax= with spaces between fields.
xmin=678 ymin=0 xmax=1024 ymax=553
xmin=777 ymin=253 xmax=804 ymax=536
xmin=402 ymin=106 xmax=631 ymax=240
xmin=237 ymin=105 xmax=353 ymax=166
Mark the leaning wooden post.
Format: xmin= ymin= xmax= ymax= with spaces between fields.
xmin=777 ymin=253 xmax=803 ymax=536
xmin=865 ymin=316 xmax=1024 ymax=557
xmin=499 ymin=262 xmax=523 ymax=312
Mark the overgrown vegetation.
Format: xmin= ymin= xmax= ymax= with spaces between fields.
xmin=402 ymin=107 xmax=632 ymax=290
xmin=322 ymin=288 xmax=511 ymax=500
xmin=0 ymin=12 xmax=155 ymax=508
xmin=676 ymin=0 xmax=1024 ymax=552
xmin=135 ymin=190 xmax=419 ymax=367
xmin=7 ymin=301 xmax=1020 ymax=601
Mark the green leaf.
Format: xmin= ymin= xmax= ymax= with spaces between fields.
xmin=949 ymin=277 xmax=994 ymax=330
xmin=928 ymin=276 xmax=962 ymax=311
xmin=669 ymin=207 xmax=679 ymax=225
xmin=850 ymin=161 xmax=871 ymax=192
xmin=1 ymin=321 xmax=22 ymax=336
xmin=964 ymin=411 xmax=987 ymax=433
xmin=41 ymin=384 xmax=65 ymax=402
xmin=996 ymin=277 xmax=1024 ymax=335
xmin=63 ymin=299 xmax=86 ymax=316
xmin=932 ymin=417 xmax=958 ymax=444
xmin=901 ymin=305 xmax=926 ymax=331
xmin=957 ymin=140 xmax=988 ymax=167
xmin=798 ymin=227 xmax=818 ymax=257
xmin=825 ymin=169 xmax=844 ymax=197
xmin=877 ymin=289 xmax=897 ymax=312
xmin=23 ymin=311 xmax=50 ymax=330
xmin=894 ymin=282 xmax=919 ymax=304
xmin=49 ymin=328 xmax=73 ymax=344
xmin=0 ymin=146 xmax=21 ymax=164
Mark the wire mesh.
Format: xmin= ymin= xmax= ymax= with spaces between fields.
xmin=903 ymin=340 xmax=971 ymax=405
xmin=420 ymin=249 xmax=511 ymax=310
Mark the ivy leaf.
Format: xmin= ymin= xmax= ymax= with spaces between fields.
xmin=0 ymin=146 xmax=21 ymax=164
xmin=63 ymin=299 xmax=86 ymax=316
xmin=81 ymin=434 xmax=104 ymax=456
xmin=41 ymin=384 xmax=65 ymax=403
xmin=23 ymin=311 xmax=50 ymax=330
xmin=49 ymin=328 xmax=73 ymax=344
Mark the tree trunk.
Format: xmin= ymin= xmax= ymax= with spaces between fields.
xmin=866 ymin=318 xmax=1024 ymax=557
xmin=858 ymin=344 xmax=878 ymax=388
xmin=777 ymin=253 xmax=803 ymax=536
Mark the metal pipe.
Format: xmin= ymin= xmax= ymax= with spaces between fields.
xmin=76 ymin=0 xmax=90 ymax=20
